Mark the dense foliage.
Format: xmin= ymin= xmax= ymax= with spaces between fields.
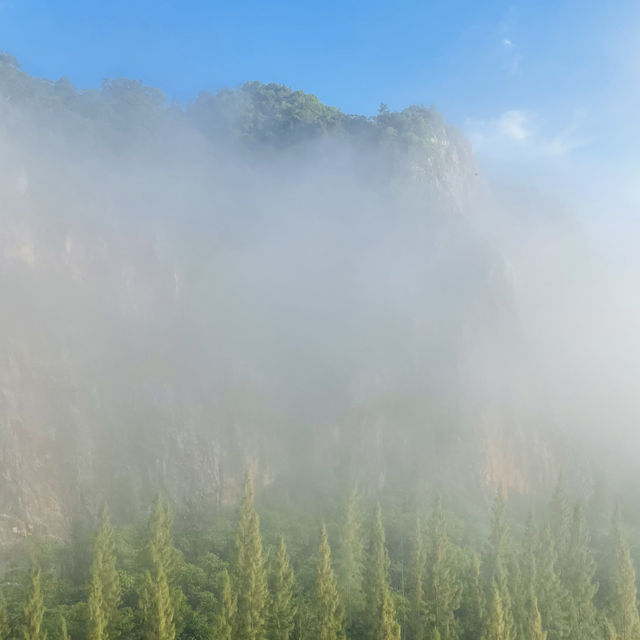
xmin=0 ymin=478 xmax=638 ymax=640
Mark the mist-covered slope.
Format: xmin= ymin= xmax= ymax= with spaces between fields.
xmin=0 ymin=53 xmax=576 ymax=543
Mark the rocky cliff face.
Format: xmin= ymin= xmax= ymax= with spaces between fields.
xmin=0 ymin=56 xmax=563 ymax=545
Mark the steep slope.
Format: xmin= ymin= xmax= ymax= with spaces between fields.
xmin=0 ymin=53 xmax=567 ymax=543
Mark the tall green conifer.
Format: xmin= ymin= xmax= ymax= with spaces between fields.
xmin=88 ymin=505 xmax=121 ymax=640
xmin=484 ymin=489 xmax=515 ymax=640
xmin=269 ymin=538 xmax=296 ymax=640
xmin=365 ymin=503 xmax=401 ymax=640
xmin=139 ymin=564 xmax=175 ymax=640
xmin=459 ymin=553 xmax=483 ymax=640
xmin=515 ymin=515 xmax=538 ymax=640
xmin=549 ymin=477 xmax=571 ymax=569
xmin=313 ymin=525 xmax=345 ymax=640
xmin=23 ymin=566 xmax=45 ymax=640
xmin=59 ymin=616 xmax=70 ymax=640
xmin=525 ymin=588 xmax=547 ymax=640
xmin=0 ymin=598 xmax=9 ymax=640
xmin=214 ymin=569 xmax=236 ymax=640
xmin=337 ymin=488 xmax=365 ymax=634
xmin=535 ymin=525 xmax=569 ymax=640
xmin=606 ymin=509 xmax=640 ymax=640
xmin=378 ymin=588 xmax=401 ymax=640
xmin=481 ymin=583 xmax=508 ymax=640
xmin=139 ymin=497 xmax=177 ymax=640
xmin=409 ymin=517 xmax=427 ymax=640
xmin=564 ymin=505 xmax=598 ymax=640
xmin=424 ymin=498 xmax=460 ymax=640
xmin=234 ymin=472 xmax=268 ymax=640
xmin=602 ymin=617 xmax=619 ymax=640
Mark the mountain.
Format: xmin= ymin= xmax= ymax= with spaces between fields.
xmin=0 ymin=53 xmax=576 ymax=545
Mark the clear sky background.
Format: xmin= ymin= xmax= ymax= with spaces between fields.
xmin=0 ymin=0 xmax=638 ymax=205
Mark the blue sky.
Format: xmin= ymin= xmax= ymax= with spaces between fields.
xmin=0 ymin=0 xmax=639 ymax=195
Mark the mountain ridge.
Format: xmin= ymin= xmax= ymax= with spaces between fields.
xmin=0 ymin=51 xmax=573 ymax=545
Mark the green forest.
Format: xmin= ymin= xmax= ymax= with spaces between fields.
xmin=0 ymin=475 xmax=637 ymax=640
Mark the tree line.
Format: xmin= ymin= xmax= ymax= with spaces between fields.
xmin=1 ymin=475 xmax=638 ymax=640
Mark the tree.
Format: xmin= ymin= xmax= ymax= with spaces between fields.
xmin=549 ymin=477 xmax=571 ymax=570
xmin=214 ymin=569 xmax=236 ymax=640
xmin=424 ymin=498 xmax=460 ymax=640
xmin=602 ymin=617 xmax=619 ymax=640
xmin=516 ymin=515 xmax=538 ymax=640
xmin=139 ymin=497 xmax=177 ymax=640
xmin=139 ymin=564 xmax=175 ymax=640
xmin=484 ymin=489 xmax=515 ymax=640
xmin=234 ymin=472 xmax=268 ymax=640
xmin=23 ymin=566 xmax=45 ymax=640
xmin=268 ymin=538 xmax=296 ymax=640
xmin=59 ymin=616 xmax=70 ymax=640
xmin=378 ymin=588 xmax=401 ymax=640
xmin=365 ymin=503 xmax=401 ymax=640
xmin=535 ymin=524 xmax=569 ymax=640
xmin=337 ymin=488 xmax=365 ymax=635
xmin=524 ymin=588 xmax=547 ymax=640
xmin=409 ymin=517 xmax=427 ymax=640
xmin=0 ymin=598 xmax=9 ymax=640
xmin=87 ymin=574 xmax=106 ymax=640
xmin=88 ymin=505 xmax=121 ymax=640
xmin=146 ymin=496 xmax=177 ymax=579
xmin=606 ymin=509 xmax=640 ymax=640
xmin=459 ymin=552 xmax=483 ymax=640
xmin=312 ymin=525 xmax=345 ymax=640
xmin=564 ymin=505 xmax=598 ymax=640
xmin=481 ymin=583 xmax=508 ymax=640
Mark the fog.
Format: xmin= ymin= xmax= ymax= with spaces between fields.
xmin=0 ymin=55 xmax=637 ymax=528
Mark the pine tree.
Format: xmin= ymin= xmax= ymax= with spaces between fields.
xmin=549 ymin=477 xmax=571 ymax=569
xmin=23 ymin=566 xmax=46 ymax=640
xmin=139 ymin=497 xmax=177 ymax=640
xmin=234 ymin=472 xmax=268 ymax=640
xmin=365 ymin=503 xmax=401 ymax=640
xmin=140 ymin=564 xmax=175 ymax=640
xmin=519 ymin=515 xmax=537 ymax=586
xmin=602 ymin=617 xmax=619 ymax=640
xmin=535 ymin=524 xmax=569 ymax=640
xmin=313 ymin=524 xmax=345 ymax=640
xmin=481 ymin=583 xmax=508 ymax=640
xmin=147 ymin=496 xmax=176 ymax=578
xmin=378 ymin=587 xmax=401 ymax=640
xmin=337 ymin=488 xmax=365 ymax=635
xmin=59 ymin=616 xmax=70 ymax=640
xmin=214 ymin=569 xmax=236 ymax=640
xmin=516 ymin=515 xmax=538 ymax=640
xmin=564 ymin=505 xmax=598 ymax=640
xmin=87 ymin=574 xmax=106 ymax=640
xmin=459 ymin=552 xmax=483 ymax=640
xmin=524 ymin=588 xmax=547 ymax=640
xmin=88 ymin=505 xmax=121 ymax=640
xmin=484 ymin=489 xmax=515 ymax=640
xmin=269 ymin=538 xmax=296 ymax=640
xmin=0 ymin=598 xmax=9 ymax=640
xmin=409 ymin=516 xmax=427 ymax=640
xmin=424 ymin=498 xmax=460 ymax=640
xmin=294 ymin=597 xmax=314 ymax=640
xmin=606 ymin=509 xmax=640 ymax=640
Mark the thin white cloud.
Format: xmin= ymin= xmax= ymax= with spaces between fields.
xmin=542 ymin=109 xmax=592 ymax=156
xmin=500 ymin=36 xmax=522 ymax=75
xmin=497 ymin=110 xmax=532 ymax=141
xmin=465 ymin=108 xmax=592 ymax=160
